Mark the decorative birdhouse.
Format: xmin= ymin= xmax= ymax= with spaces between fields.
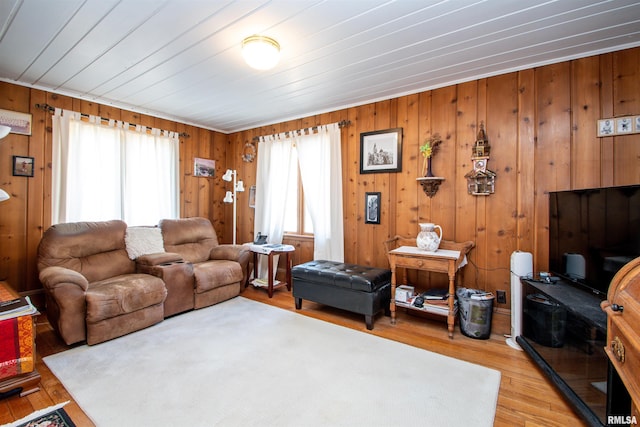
xmin=465 ymin=168 xmax=496 ymax=195
xmin=466 ymin=122 xmax=496 ymax=196
xmin=473 ymin=123 xmax=490 ymax=158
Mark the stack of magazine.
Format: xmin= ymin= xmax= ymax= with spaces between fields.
xmin=248 ymin=243 xmax=295 ymax=255
xmin=251 ymin=278 xmax=276 ymax=288
xmin=396 ymin=288 xmax=456 ymax=315
xmin=0 ymin=296 xmax=37 ymax=321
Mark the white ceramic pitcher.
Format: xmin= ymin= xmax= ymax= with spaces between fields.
xmin=416 ymin=223 xmax=442 ymax=251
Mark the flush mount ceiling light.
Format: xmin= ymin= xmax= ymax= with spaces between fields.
xmin=242 ymin=35 xmax=280 ymax=70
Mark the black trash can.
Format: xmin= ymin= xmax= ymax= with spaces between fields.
xmin=523 ymin=293 xmax=567 ymax=348
xmin=456 ymin=288 xmax=494 ymax=339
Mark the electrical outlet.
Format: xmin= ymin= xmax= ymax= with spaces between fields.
xmin=496 ymin=290 xmax=507 ymax=304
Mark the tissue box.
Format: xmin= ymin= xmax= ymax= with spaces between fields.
xmin=395 ymin=285 xmax=415 ymax=303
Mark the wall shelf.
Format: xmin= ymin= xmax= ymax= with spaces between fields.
xmin=416 ymin=177 xmax=444 ymax=198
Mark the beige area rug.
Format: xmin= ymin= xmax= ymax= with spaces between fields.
xmin=44 ymin=297 xmax=501 ymax=427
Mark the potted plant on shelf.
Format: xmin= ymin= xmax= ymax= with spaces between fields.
xmin=420 ymin=134 xmax=442 ymax=177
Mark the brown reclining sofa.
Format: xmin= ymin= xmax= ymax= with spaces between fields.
xmin=37 ymin=217 xmax=250 ymax=346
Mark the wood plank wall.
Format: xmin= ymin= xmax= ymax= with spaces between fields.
xmin=228 ymin=47 xmax=640 ymax=334
xmin=1 ymin=47 xmax=639 ymax=335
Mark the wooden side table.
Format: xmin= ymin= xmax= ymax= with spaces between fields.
xmin=384 ymin=238 xmax=474 ymax=339
xmin=0 ymin=281 xmax=41 ymax=398
xmin=249 ymin=244 xmax=295 ymax=298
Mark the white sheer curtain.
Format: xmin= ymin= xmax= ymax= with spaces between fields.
xmin=52 ymin=108 xmax=179 ymax=225
xmin=254 ymin=133 xmax=296 ymax=245
xmin=122 ymin=126 xmax=179 ymax=225
xmin=254 ymin=134 xmax=296 ymax=278
xmin=254 ymin=123 xmax=344 ymax=279
xmin=295 ymin=123 xmax=344 ymax=262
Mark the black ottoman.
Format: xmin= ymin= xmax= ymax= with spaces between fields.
xmin=292 ymin=260 xmax=391 ymax=330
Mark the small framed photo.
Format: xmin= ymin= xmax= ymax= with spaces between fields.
xmin=635 ymin=116 xmax=640 ymax=132
xmin=13 ymin=156 xmax=34 ymax=177
xmin=616 ymin=117 xmax=633 ymax=134
xmin=248 ymin=185 xmax=256 ymax=208
xmin=365 ymin=192 xmax=381 ymax=224
xmin=194 ymin=157 xmax=215 ymax=177
xmin=0 ymin=109 xmax=32 ymax=136
xmin=360 ymin=128 xmax=402 ymax=174
xmin=597 ymin=119 xmax=614 ymax=137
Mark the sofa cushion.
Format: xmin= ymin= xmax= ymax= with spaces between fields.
xmin=160 ymin=217 xmax=219 ymax=263
xmin=38 ymin=220 xmax=135 ymax=283
xmin=193 ymin=260 xmax=242 ymax=293
xmin=125 ymin=226 xmax=165 ymax=259
xmin=85 ymin=274 xmax=167 ymax=323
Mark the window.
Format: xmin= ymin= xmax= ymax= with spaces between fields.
xmin=255 ymin=123 xmax=343 ymax=262
xmin=282 ymin=149 xmax=313 ymax=234
xmin=52 ymin=110 xmax=179 ymax=225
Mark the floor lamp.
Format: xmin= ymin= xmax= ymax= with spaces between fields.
xmin=222 ymin=169 xmax=244 ymax=244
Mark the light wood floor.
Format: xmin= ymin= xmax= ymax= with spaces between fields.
xmin=1 ymin=286 xmax=587 ymax=426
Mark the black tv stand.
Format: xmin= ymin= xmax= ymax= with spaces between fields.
xmin=518 ymin=278 xmax=609 ymax=426
xmin=523 ymin=278 xmax=606 ymax=331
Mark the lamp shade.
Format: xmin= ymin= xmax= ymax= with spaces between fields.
xmin=223 ymin=191 xmax=234 ymax=203
xmin=222 ymin=169 xmax=233 ymax=182
xmin=0 ymin=189 xmax=9 ymax=202
xmin=0 ymin=125 xmax=10 ymax=139
xmin=236 ymin=180 xmax=245 ymax=192
xmin=242 ymin=35 xmax=280 ymax=70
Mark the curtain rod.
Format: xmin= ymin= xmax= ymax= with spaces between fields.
xmin=35 ymin=103 xmax=190 ymax=138
xmin=251 ymin=120 xmax=351 ymax=142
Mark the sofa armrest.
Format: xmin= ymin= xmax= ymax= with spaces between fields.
xmin=209 ymin=245 xmax=249 ymax=262
xmin=210 ymin=245 xmax=252 ymax=287
xmin=39 ymin=266 xmax=89 ymax=291
xmin=136 ymin=252 xmax=183 ymax=267
xmin=136 ymin=258 xmax=195 ymax=317
xmin=38 ymin=266 xmax=90 ymax=345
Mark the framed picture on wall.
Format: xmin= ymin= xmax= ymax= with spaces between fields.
xmin=0 ymin=109 xmax=32 ymax=136
xmin=13 ymin=156 xmax=34 ymax=177
xmin=194 ymin=157 xmax=215 ymax=177
xmin=360 ymin=128 xmax=402 ymax=174
xmin=616 ymin=117 xmax=633 ymax=134
xmin=596 ymin=119 xmax=614 ymax=137
xmin=249 ymin=185 xmax=256 ymax=208
xmin=365 ymin=192 xmax=381 ymax=224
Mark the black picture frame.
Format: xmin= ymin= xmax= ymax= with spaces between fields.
xmin=360 ymin=128 xmax=402 ymax=174
xmin=365 ymin=192 xmax=381 ymax=224
xmin=12 ymin=155 xmax=34 ymax=177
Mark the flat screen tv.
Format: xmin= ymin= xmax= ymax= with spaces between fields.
xmin=549 ymin=184 xmax=640 ymax=298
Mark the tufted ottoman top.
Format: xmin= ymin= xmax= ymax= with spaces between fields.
xmin=292 ymin=260 xmax=391 ymax=293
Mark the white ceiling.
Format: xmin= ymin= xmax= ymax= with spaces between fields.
xmin=1 ymin=0 xmax=639 ymax=134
